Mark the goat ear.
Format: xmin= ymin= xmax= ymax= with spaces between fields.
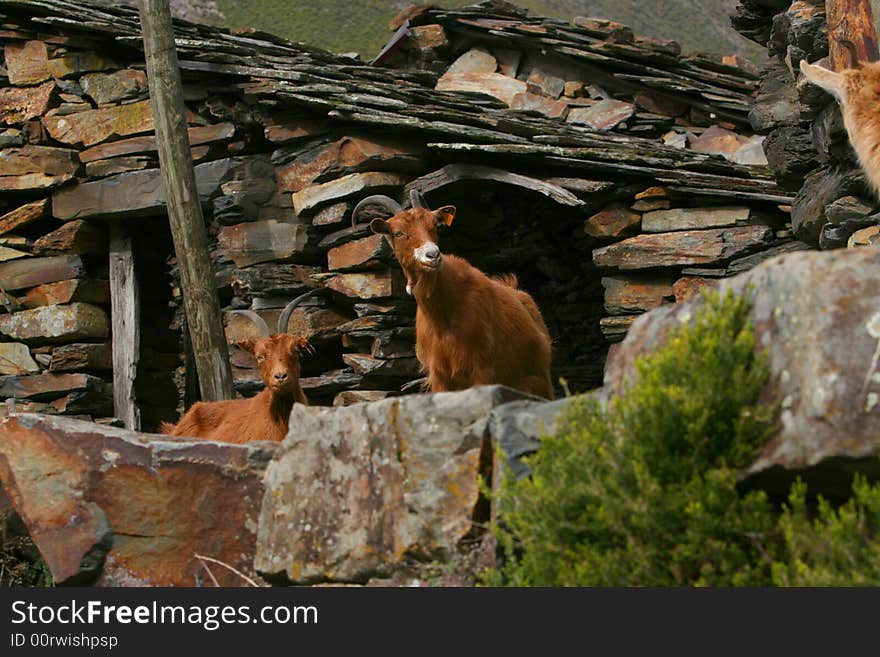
xmin=370 ymin=218 xmax=391 ymax=235
xmin=236 ymin=339 xmax=256 ymax=354
xmin=293 ymin=336 xmax=314 ymax=356
xmin=800 ymin=60 xmax=846 ymax=101
xmin=434 ymin=205 xmax=456 ymax=227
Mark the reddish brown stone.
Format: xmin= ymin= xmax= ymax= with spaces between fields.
xmin=0 ymin=81 xmax=55 ymax=124
xmin=282 ymin=306 xmax=351 ymax=340
xmin=584 ymin=204 xmax=641 ymax=239
xmin=84 ymin=156 xmax=152 ymax=178
xmin=0 ymin=372 xmax=102 ymax=400
xmin=509 ymin=92 xmax=568 ymax=119
xmin=631 ymin=199 xmax=671 ymax=211
xmin=33 ymin=220 xmax=107 ymax=255
xmin=0 ymin=342 xmax=38 ymax=375
xmin=0 ymin=302 xmax=108 ymax=344
xmin=47 ymin=51 xmax=116 ymax=79
xmin=0 ymin=414 xmax=273 ymax=585
xmin=48 ymin=342 xmax=112 ymax=372
xmin=689 ymin=125 xmax=748 ymax=159
xmin=567 ymin=99 xmax=634 ymax=130
xmin=327 ymin=235 xmax=390 ymax=271
xmin=18 ymin=279 xmax=109 ymax=309
xmin=0 ymin=254 xmax=85 ymax=291
xmin=673 ymin=276 xmax=717 ymax=303
xmin=0 ymin=199 xmax=49 ymax=237
xmin=217 ymin=220 xmax=311 ymax=268
xmin=42 ymin=100 xmax=154 ymax=147
xmin=311 ymin=202 xmax=349 ymax=226
xmin=325 ymin=270 xmax=403 ymax=299
xmin=78 ymin=122 xmax=234 ymax=162
xmin=0 ymin=172 xmax=74 ymax=191
xmin=435 ymin=72 xmax=527 ymax=106
xmin=602 ymin=275 xmax=674 ymax=314
xmin=4 ymin=40 xmax=50 ymax=86
xmin=0 ymin=136 xmax=80 ymax=173
xmin=291 ymin=172 xmax=410 ymax=215
xmin=79 ymin=69 xmax=147 ymax=105
xmin=409 ymin=24 xmax=448 ymax=50
xmin=446 ymin=48 xmax=497 ymax=75
xmin=564 ymin=81 xmax=586 ymax=98
xmin=600 ymin=315 xmax=636 ymax=342
xmin=593 ymin=225 xmax=773 ymax=270
xmin=277 ymin=136 xmax=419 ymax=194
xmin=635 ymin=186 xmax=669 ymax=200
xmin=848 ymin=226 xmax=880 ymax=247
xmin=0 ymin=246 xmax=28 ymax=262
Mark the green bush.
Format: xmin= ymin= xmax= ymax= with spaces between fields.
xmin=773 ymin=477 xmax=880 ymax=586
xmin=486 ymin=289 xmax=880 ymax=586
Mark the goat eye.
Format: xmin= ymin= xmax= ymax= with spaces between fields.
xmin=256 ymin=355 xmax=265 ymax=362
xmin=394 ymin=231 xmax=406 ymax=238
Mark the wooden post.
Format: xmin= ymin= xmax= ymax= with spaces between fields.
xmin=827 ymin=0 xmax=879 ymax=70
xmin=138 ymin=0 xmax=233 ymax=401
xmin=109 ymin=224 xmax=141 ymax=431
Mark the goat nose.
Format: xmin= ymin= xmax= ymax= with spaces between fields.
xmin=273 ymin=372 xmax=288 ymax=382
xmin=425 ymin=246 xmax=440 ymax=261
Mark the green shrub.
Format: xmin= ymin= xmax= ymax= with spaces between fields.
xmin=772 ymin=477 xmax=880 ymax=586
xmin=486 ymin=289 xmax=880 ymax=586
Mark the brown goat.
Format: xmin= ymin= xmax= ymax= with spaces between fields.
xmin=159 ymin=293 xmax=314 ymax=443
xmin=354 ymin=192 xmax=554 ymax=399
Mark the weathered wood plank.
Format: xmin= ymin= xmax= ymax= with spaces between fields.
xmin=827 ymin=0 xmax=879 ymax=70
xmin=109 ymin=224 xmax=140 ymax=431
xmin=139 ymin=0 xmax=232 ymax=401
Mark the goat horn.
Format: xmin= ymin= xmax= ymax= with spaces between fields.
xmin=277 ymin=289 xmax=318 ymax=335
xmin=351 ymin=195 xmax=403 ymax=229
xmin=409 ymin=188 xmax=426 ymax=209
xmin=230 ymin=310 xmax=270 ymax=338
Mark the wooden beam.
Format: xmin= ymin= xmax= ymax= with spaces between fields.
xmin=138 ymin=0 xmax=233 ymax=401
xmin=827 ymin=0 xmax=879 ymax=70
xmin=109 ymin=224 xmax=140 ymax=431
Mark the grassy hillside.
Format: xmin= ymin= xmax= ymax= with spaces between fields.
xmin=217 ymin=0 xmax=767 ymax=60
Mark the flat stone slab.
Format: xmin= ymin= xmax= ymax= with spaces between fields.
xmin=255 ymin=385 xmax=535 ymax=584
xmin=0 ymin=414 xmax=275 ymax=585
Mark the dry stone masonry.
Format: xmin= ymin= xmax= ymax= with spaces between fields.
xmin=732 ymin=0 xmax=880 ymax=248
xmin=0 ymin=0 xmax=797 ymax=427
xmin=0 ymin=0 xmax=878 ymax=587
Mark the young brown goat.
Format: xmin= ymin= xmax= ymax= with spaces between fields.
xmin=159 ymin=293 xmax=314 ymax=443
xmin=801 ymin=59 xmax=880 ymax=195
xmin=354 ymin=193 xmax=554 ymax=399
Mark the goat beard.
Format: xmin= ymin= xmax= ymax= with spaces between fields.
xmin=406 ymin=264 xmax=441 ymax=298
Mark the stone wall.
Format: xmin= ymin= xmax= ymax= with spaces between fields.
xmin=734 ymin=0 xmax=880 ymax=248
xmin=0 ymin=0 xmax=795 ymax=429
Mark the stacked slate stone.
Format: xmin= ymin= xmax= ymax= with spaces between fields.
xmin=0 ymin=0 xmax=795 ymax=428
xmin=379 ymin=3 xmax=800 ymax=349
xmin=733 ymin=0 xmax=880 ymax=248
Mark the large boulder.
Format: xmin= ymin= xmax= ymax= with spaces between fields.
xmin=605 ymin=248 xmax=880 ymax=497
xmin=0 ymin=414 xmax=275 ymax=586
xmin=255 ymin=385 xmax=537 ymax=585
